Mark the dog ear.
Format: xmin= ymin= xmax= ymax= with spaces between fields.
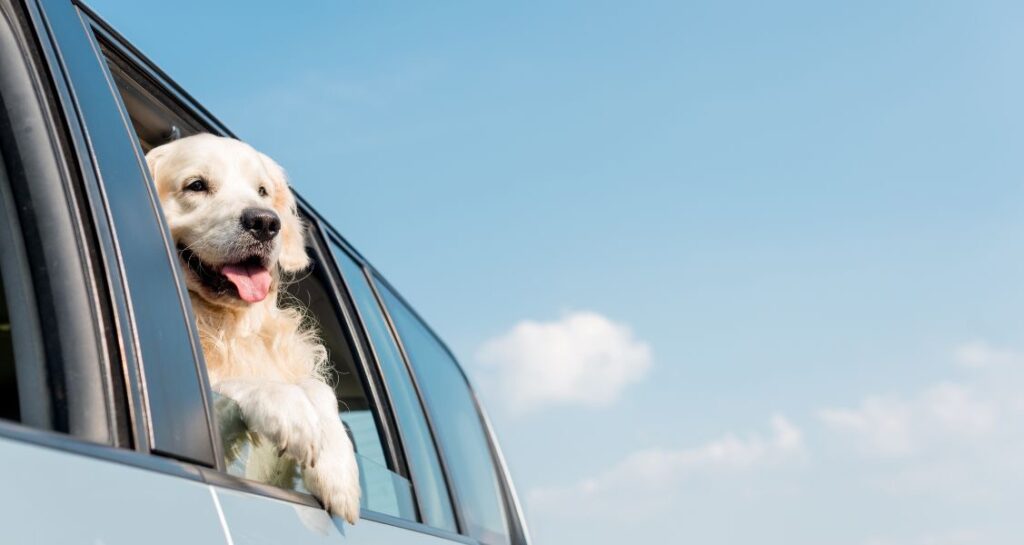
xmin=145 ymin=143 xmax=170 ymax=184
xmin=259 ymin=152 xmax=310 ymax=273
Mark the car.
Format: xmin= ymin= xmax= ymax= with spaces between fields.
xmin=0 ymin=1 xmax=530 ymax=544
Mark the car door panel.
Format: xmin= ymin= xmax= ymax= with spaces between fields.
xmin=215 ymin=487 xmax=471 ymax=545
xmin=0 ymin=436 xmax=227 ymax=545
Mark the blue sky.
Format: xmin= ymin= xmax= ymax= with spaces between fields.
xmin=90 ymin=1 xmax=1024 ymax=543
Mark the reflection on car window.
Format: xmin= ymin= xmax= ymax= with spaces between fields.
xmin=222 ymin=252 xmax=416 ymax=519
xmin=332 ymin=243 xmax=458 ymax=532
xmin=376 ymin=280 xmax=511 ymax=545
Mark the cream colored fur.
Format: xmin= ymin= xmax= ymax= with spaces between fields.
xmin=146 ymin=133 xmax=360 ymax=523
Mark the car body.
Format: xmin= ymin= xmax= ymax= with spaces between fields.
xmin=0 ymin=1 xmax=530 ymax=544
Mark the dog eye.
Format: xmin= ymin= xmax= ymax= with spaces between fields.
xmin=185 ymin=178 xmax=208 ymax=192
xmin=258 ymin=186 xmax=269 ymax=197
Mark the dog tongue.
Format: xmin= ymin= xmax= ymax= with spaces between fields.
xmin=221 ymin=263 xmax=272 ymax=303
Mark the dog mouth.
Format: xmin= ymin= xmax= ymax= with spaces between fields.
xmin=178 ymin=245 xmax=273 ymax=303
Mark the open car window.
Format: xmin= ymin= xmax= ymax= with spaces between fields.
xmin=99 ymin=40 xmax=418 ymax=520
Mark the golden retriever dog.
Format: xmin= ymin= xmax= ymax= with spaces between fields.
xmin=146 ymin=133 xmax=360 ymax=523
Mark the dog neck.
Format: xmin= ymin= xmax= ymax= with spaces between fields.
xmin=188 ymin=289 xmax=328 ymax=386
xmin=190 ymin=290 xmax=276 ymax=382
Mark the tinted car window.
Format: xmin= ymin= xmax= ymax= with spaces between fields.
xmin=281 ymin=249 xmax=415 ymax=518
xmin=332 ymin=243 xmax=458 ymax=532
xmin=0 ymin=118 xmax=66 ymax=436
xmin=376 ymin=280 xmax=511 ymax=545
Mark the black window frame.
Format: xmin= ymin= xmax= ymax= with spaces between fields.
xmin=0 ymin=0 xmax=227 ymax=490
xmin=0 ymin=0 xmax=133 ymax=453
xmin=324 ymin=228 xmax=461 ymax=532
xmin=26 ymin=0 xmax=221 ymax=468
xmin=300 ymin=217 xmax=409 ymax=482
xmin=320 ymin=222 xmax=529 ymax=545
xmin=368 ymin=271 xmax=532 ymax=545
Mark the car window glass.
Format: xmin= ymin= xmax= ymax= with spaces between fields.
xmin=376 ymin=281 xmax=511 ymax=545
xmin=331 ymin=243 xmax=458 ymax=532
xmin=0 ymin=137 xmax=52 ymax=434
xmin=1 ymin=27 xmax=143 ymax=445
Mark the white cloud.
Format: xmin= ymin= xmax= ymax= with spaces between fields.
xmin=475 ymin=311 xmax=652 ymax=413
xmin=813 ymin=341 xmax=1024 ymax=520
xmin=523 ymin=339 xmax=1024 ymax=545
xmin=817 ymin=341 xmax=1022 ymax=459
xmin=530 ymin=415 xmax=803 ymax=517
xmin=953 ymin=340 xmax=1021 ymax=369
xmin=817 ymin=382 xmax=998 ymax=457
xmin=863 ymin=529 xmax=984 ymax=545
xmin=920 ymin=382 xmax=998 ymax=435
xmin=818 ymin=396 xmax=914 ymax=456
xmin=602 ymin=414 xmax=804 ymax=485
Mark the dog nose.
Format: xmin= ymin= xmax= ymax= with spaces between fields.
xmin=240 ymin=207 xmax=281 ymax=242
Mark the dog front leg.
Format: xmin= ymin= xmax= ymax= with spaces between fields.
xmin=213 ymin=378 xmax=322 ymax=468
xmin=298 ymin=378 xmax=362 ymax=524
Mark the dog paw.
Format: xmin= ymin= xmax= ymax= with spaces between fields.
xmin=218 ymin=381 xmax=322 ymax=467
xmin=294 ymin=378 xmax=362 ymax=523
xmin=303 ymin=443 xmax=361 ymax=524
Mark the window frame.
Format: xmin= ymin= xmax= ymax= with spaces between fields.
xmin=27 ymin=0 xmax=222 ymax=467
xmin=0 ymin=0 xmax=134 ymax=451
xmin=302 ymin=218 xmax=408 ymax=481
xmin=322 ymin=227 xmax=462 ymax=531
xmin=364 ymin=262 xmax=471 ymax=535
xmin=369 ymin=272 xmax=532 ymax=545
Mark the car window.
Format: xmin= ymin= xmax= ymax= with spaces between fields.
xmin=0 ymin=194 xmax=41 ymax=429
xmin=375 ymin=280 xmax=511 ymax=545
xmin=0 ymin=38 xmax=118 ymax=444
xmin=0 ymin=154 xmax=76 ymax=436
xmin=331 ymin=242 xmax=458 ymax=532
xmin=100 ymin=45 xmax=421 ymax=518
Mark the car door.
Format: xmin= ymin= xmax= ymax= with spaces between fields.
xmin=0 ymin=1 xmax=228 ymax=543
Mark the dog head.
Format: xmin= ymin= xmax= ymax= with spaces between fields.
xmin=146 ymin=133 xmax=309 ymax=307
